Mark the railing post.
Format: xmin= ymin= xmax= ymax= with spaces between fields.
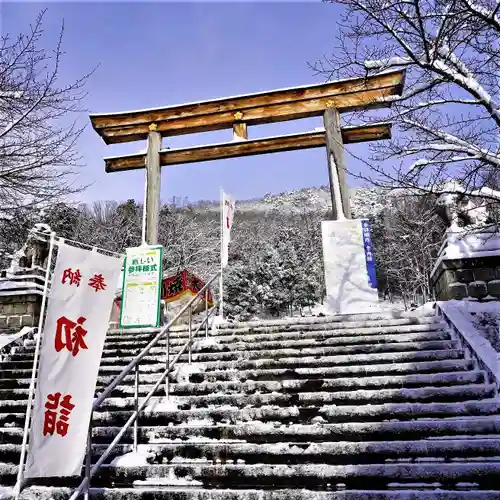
xmin=188 ymin=306 xmax=192 ymax=364
xmin=205 ymin=289 xmax=209 ymax=339
xmin=66 ymin=272 xmax=220 ymax=500
xmin=165 ymin=329 xmax=170 ymax=400
xmin=84 ymin=420 xmax=92 ymax=500
xmin=133 ymin=364 xmax=140 ymax=453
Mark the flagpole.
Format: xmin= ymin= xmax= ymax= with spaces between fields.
xmin=15 ymin=231 xmax=56 ymax=498
xmin=219 ymin=187 xmax=224 ymax=320
xmin=141 ymin=169 xmax=148 ymax=245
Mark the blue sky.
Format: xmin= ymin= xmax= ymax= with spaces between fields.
xmin=2 ymin=2 xmax=374 ymax=205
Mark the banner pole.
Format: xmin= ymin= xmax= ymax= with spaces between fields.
xmin=14 ymin=231 xmax=56 ymax=498
xmin=219 ymin=187 xmax=224 ymax=320
xmin=141 ymin=169 xmax=148 ymax=245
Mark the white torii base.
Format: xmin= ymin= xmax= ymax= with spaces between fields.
xmin=321 ymin=219 xmax=379 ymax=315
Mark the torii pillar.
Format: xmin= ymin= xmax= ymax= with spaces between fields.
xmin=321 ymin=104 xmax=379 ymax=314
xmin=323 ymin=104 xmax=350 ymax=220
xmin=144 ymin=123 xmax=162 ymax=245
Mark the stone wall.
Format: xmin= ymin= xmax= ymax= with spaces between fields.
xmin=0 ymin=271 xmax=46 ymax=330
xmin=0 ymin=293 xmax=41 ymax=328
xmin=431 ymin=255 xmax=500 ymax=301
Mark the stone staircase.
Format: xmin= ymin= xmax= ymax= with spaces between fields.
xmin=1 ymin=310 xmax=500 ymax=499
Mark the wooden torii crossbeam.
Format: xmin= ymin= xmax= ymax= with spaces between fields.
xmin=90 ymin=70 xmax=405 ymax=244
xmin=103 ymin=124 xmax=392 ymax=172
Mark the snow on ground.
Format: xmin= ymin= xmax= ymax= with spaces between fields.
xmin=192 ymin=337 xmax=219 ymax=351
xmin=0 ymin=487 xmax=12 ymax=500
xmin=401 ymin=301 xmax=437 ymax=317
xmin=279 ymin=300 xmax=407 ymax=320
xmin=109 ymin=445 xmax=154 ymax=466
xmin=143 ymin=399 xmax=178 ymax=413
xmin=0 ymin=326 xmax=34 ymax=350
xmin=133 ymin=476 xmax=203 ymax=487
xmin=170 ymin=363 xmax=206 ymax=384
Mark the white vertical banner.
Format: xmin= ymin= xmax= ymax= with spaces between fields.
xmin=24 ymin=244 xmax=123 ymax=478
xmin=221 ymin=191 xmax=236 ymax=269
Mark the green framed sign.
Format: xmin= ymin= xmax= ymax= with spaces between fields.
xmin=119 ymin=245 xmax=163 ymax=328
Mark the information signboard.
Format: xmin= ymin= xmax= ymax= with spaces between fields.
xmin=119 ymin=245 xmax=163 ymax=328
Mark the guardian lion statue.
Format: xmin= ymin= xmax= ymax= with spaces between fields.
xmin=9 ymin=223 xmax=52 ymax=272
xmin=436 ymin=181 xmax=491 ymax=231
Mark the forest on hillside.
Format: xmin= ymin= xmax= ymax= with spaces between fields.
xmin=0 ymin=188 xmax=448 ymax=319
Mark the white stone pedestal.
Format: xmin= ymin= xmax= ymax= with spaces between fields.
xmin=321 ymin=219 xmax=379 ymax=314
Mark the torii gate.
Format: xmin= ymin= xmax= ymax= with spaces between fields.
xmin=89 ymin=71 xmax=405 ymax=246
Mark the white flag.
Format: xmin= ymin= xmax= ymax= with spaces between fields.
xmin=221 ymin=191 xmax=235 ymax=268
xmin=24 ymin=244 xmax=122 ymax=478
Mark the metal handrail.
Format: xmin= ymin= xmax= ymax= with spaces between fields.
xmin=68 ymin=271 xmax=220 ymax=500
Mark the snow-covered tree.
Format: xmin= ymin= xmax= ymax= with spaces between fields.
xmin=0 ymin=10 xmax=93 ymax=213
xmin=158 ymin=202 xmax=219 ymax=279
xmin=378 ymin=194 xmax=445 ymax=305
xmin=224 ymin=262 xmax=260 ymax=320
xmin=313 ymin=0 xmax=500 ymax=196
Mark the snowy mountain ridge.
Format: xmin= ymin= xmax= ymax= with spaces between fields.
xmin=191 ymin=186 xmax=390 ymax=217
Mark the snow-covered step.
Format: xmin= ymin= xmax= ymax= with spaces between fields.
xmin=181 ymin=359 xmax=476 ymax=383
xmin=0 ymin=348 xmax=465 ymax=374
xmin=83 ymin=399 xmax=500 ymax=428
xmin=16 ymin=416 xmax=495 ymax=445
xmin=16 ymin=487 xmax=500 ymax=500
xmin=169 ymin=349 xmax=466 ymax=372
xmin=0 ymin=399 xmax=469 ymax=430
xmin=105 ymin=314 xmax=439 ymax=337
xmin=2 ymin=368 xmax=482 ymax=399
xmin=90 ymin=363 xmax=480 ymax=391
xmin=10 ymin=330 xmax=451 ymax=365
xmin=4 ymin=370 xmax=484 ymax=400
xmin=0 ymin=384 xmax=492 ymax=414
xmin=168 ymin=371 xmax=485 ymax=394
xmin=103 ymin=322 xmax=447 ymax=349
xmin=7 ymin=438 xmax=500 ymax=474
xmin=99 ymin=331 xmax=452 ymax=359
xmin=141 ymin=438 xmax=500 ymax=463
xmin=95 ymin=384 xmax=498 ymax=412
xmin=5 ymin=339 xmax=460 ymax=364
xmin=89 ymin=400 xmax=500 ymax=427
xmin=211 ymin=312 xmax=437 ymax=330
xmin=88 ymin=359 xmax=473 ymax=389
xmin=95 ymin=462 xmax=500 ymax=486
xmin=93 ymin=371 xmax=488 ymax=398
xmin=104 ymin=318 xmax=444 ymax=342
xmin=54 ymin=439 xmax=500 ymax=465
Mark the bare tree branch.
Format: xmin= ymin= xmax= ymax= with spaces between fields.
xmin=0 ymin=10 xmax=95 ymax=215
xmin=312 ymin=0 xmax=500 ymax=193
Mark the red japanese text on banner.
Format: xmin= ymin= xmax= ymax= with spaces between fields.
xmin=24 ymin=244 xmax=122 ymax=478
xmin=221 ymin=191 xmax=235 ymax=268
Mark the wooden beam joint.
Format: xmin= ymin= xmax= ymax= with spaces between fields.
xmin=233 ymin=122 xmax=248 ymax=141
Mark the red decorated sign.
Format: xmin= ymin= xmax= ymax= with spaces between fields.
xmin=161 ymin=269 xmax=214 ymax=306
